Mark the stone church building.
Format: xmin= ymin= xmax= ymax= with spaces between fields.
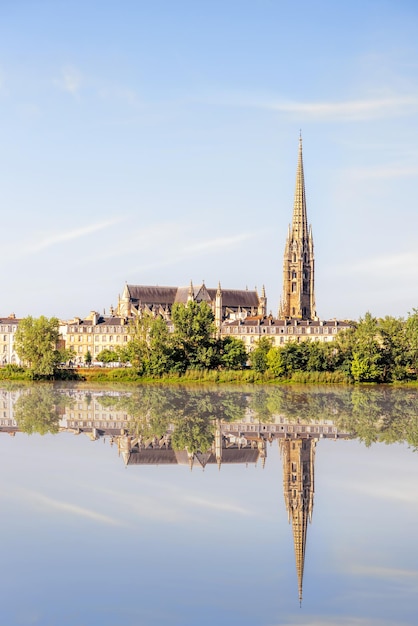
xmin=113 ymin=136 xmax=349 ymax=349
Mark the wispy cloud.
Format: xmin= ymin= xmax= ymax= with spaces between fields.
xmin=203 ymin=90 xmax=418 ymax=122
xmin=344 ymin=479 xmax=418 ymax=507
xmin=91 ymin=221 xmax=254 ymax=268
xmin=350 ymin=564 xmax=418 ymax=580
xmin=25 ymin=217 xmax=123 ymax=254
xmin=27 ymin=491 xmax=128 ymax=527
xmin=337 ymin=251 xmax=418 ymax=279
xmin=185 ymin=495 xmax=255 ymax=516
xmin=98 ymin=85 xmax=142 ymax=108
xmin=56 ymin=65 xmax=83 ymax=96
xmin=347 ymin=165 xmax=418 ymax=180
xmin=267 ymin=95 xmax=418 ymax=121
xmin=185 ymin=233 xmax=252 ymax=253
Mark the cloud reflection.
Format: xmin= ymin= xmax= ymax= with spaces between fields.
xmin=26 ymin=491 xmax=129 ymax=528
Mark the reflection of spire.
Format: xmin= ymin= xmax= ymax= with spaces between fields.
xmin=279 ymin=437 xmax=316 ymax=605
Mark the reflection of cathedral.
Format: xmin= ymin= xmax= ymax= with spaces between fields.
xmin=280 ymin=437 xmax=315 ymax=605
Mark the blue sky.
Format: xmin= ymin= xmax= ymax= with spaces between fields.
xmin=1 ymin=1 xmax=418 ymax=321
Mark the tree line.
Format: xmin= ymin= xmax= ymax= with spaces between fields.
xmin=7 ymin=304 xmax=418 ymax=382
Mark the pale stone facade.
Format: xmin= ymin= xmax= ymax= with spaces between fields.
xmin=64 ymin=312 xmax=130 ymax=365
xmin=220 ymin=315 xmax=350 ymax=349
xmin=0 ymin=315 xmax=21 ymax=366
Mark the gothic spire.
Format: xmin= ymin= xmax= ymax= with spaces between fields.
xmin=279 ymin=136 xmax=316 ymax=320
xmin=291 ymin=134 xmax=308 ymax=242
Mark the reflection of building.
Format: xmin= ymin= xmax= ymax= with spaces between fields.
xmin=280 ymin=437 xmax=315 ymax=605
xmin=116 ymin=419 xmax=268 ymax=470
xmin=0 ymin=388 xmax=19 ymax=434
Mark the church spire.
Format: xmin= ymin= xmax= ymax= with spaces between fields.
xmin=278 ymin=136 xmax=317 ymax=320
xmin=291 ymin=134 xmax=309 ymax=242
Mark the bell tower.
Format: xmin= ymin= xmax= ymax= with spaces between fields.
xmin=278 ymin=135 xmax=316 ymax=320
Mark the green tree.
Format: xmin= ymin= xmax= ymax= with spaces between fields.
xmin=85 ymin=350 xmax=92 ymax=366
xmin=266 ymin=347 xmax=286 ymax=377
xmin=123 ymin=314 xmax=173 ymax=374
xmin=405 ymin=309 xmax=418 ymax=377
xmin=97 ymin=348 xmax=118 ymax=363
xmin=218 ymin=336 xmax=247 ymax=370
xmin=249 ymin=337 xmax=272 ymax=373
xmin=14 ymin=316 xmax=61 ymax=378
xmin=378 ymin=315 xmax=408 ymax=381
xmin=171 ymin=301 xmax=218 ymax=370
xmin=350 ymin=313 xmax=385 ymax=383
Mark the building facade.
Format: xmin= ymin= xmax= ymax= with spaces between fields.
xmin=0 ymin=315 xmax=21 ymax=366
xmin=63 ymin=312 xmax=130 ymax=365
xmin=220 ymin=315 xmax=350 ymax=348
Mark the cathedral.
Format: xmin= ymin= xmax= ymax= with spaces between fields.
xmin=113 ymin=136 xmax=350 ymax=348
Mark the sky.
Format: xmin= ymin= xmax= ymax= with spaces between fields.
xmin=1 ymin=0 xmax=418 ymax=321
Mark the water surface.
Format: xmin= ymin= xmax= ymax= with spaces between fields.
xmin=0 ymin=384 xmax=417 ymax=625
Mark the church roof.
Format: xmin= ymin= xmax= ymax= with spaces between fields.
xmin=206 ymin=288 xmax=259 ymax=308
xmin=126 ymin=285 xmax=178 ymax=305
xmin=124 ymin=284 xmax=260 ymax=308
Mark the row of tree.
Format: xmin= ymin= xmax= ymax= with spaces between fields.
xmin=249 ymin=310 xmax=418 ymax=382
xmin=98 ymin=301 xmax=248 ymax=373
xmin=10 ymin=304 xmax=418 ymax=382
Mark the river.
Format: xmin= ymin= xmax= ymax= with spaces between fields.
xmin=1 ymin=383 xmax=417 ymax=625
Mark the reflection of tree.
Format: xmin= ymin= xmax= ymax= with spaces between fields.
xmin=14 ymin=386 xmax=73 ymax=435
xmin=247 ymin=385 xmax=418 ymax=450
xmin=17 ymin=383 xmax=417 ymax=451
xmin=95 ymin=386 xmax=248 ymax=453
xmin=249 ymin=386 xmax=353 ymax=423
xmin=171 ymin=415 xmax=214 ymax=453
xmin=335 ymin=387 xmax=418 ymax=449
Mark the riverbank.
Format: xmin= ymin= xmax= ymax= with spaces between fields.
xmin=0 ymin=365 xmax=353 ymax=385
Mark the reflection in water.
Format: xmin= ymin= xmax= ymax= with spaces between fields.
xmin=0 ymin=384 xmax=360 ymax=604
xmin=280 ymin=437 xmax=315 ymax=606
xmin=1 ymin=383 xmax=418 ymax=606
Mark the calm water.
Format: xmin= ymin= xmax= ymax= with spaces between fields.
xmin=1 ymin=384 xmax=418 ymax=626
